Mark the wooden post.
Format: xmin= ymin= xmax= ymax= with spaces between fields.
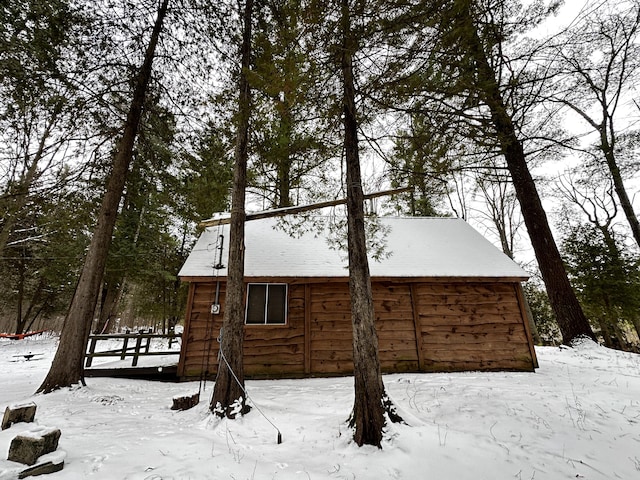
xmin=177 ymin=283 xmax=196 ymax=378
xmin=132 ymin=335 xmax=143 ymax=366
xmin=120 ymin=337 xmax=129 ymax=360
xmin=304 ymin=284 xmax=311 ymax=375
xmin=85 ymin=337 xmax=98 ymax=367
xmin=410 ymin=284 xmax=425 ymax=371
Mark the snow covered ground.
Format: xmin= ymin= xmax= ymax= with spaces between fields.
xmin=1 ymin=334 xmax=639 ymax=479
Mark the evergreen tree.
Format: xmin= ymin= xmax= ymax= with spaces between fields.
xmin=0 ymin=187 xmax=91 ymax=334
xmin=250 ymin=0 xmax=336 ymax=208
xmin=94 ymin=97 xmax=178 ymax=333
xmin=562 ymin=224 xmax=640 ymax=349
xmin=388 ymin=0 xmax=596 ymax=344
xmin=176 ymin=122 xmax=234 ymax=225
xmin=38 ymin=0 xmax=170 ymax=393
xmin=0 ymin=0 xmax=90 ymax=257
xmin=332 ymin=0 xmax=404 ymax=447
xmin=210 ymin=0 xmax=253 ymax=419
xmin=388 ymin=112 xmax=456 ymax=217
xmin=523 ymin=279 xmax=558 ymax=345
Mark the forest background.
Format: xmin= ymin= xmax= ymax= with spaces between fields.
xmin=1 ymin=0 xmax=639 ymax=352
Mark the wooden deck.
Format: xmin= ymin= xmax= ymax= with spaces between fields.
xmin=84 ymin=365 xmax=179 ymax=381
xmin=84 ymin=332 xmax=181 ymax=381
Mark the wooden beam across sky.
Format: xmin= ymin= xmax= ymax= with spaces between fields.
xmin=198 ymin=186 xmax=413 ymax=228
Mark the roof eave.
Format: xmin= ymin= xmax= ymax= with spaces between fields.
xmin=179 ymin=275 xmax=529 ymax=283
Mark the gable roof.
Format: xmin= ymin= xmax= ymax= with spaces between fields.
xmin=178 ymin=216 xmax=528 ymax=280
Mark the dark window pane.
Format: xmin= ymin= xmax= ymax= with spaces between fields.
xmin=246 ymin=284 xmax=266 ymax=324
xmin=266 ymin=284 xmax=286 ymax=324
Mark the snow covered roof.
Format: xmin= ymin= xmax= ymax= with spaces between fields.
xmin=178 ymin=216 xmax=528 ymax=279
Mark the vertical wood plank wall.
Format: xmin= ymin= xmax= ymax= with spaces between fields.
xmin=178 ymin=279 xmax=536 ymax=378
xmin=178 ymin=281 xmax=224 ymax=378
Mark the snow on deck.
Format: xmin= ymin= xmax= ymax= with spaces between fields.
xmin=179 ymin=216 xmax=528 ymax=279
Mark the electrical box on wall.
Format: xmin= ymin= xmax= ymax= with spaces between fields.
xmin=211 ymin=304 xmax=220 ymax=314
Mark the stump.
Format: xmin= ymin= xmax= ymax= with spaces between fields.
xmin=8 ymin=427 xmax=61 ymax=466
xmin=171 ymin=393 xmax=200 ymax=411
xmin=2 ymin=403 xmax=37 ymax=430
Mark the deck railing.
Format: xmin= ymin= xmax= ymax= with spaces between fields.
xmin=84 ymin=332 xmax=181 ymax=367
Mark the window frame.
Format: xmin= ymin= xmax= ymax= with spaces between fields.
xmin=244 ymin=283 xmax=288 ymax=325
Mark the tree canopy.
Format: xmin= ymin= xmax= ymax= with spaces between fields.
xmin=1 ymin=0 xmax=639 ymax=404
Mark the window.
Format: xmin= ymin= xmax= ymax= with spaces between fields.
xmin=245 ymin=283 xmax=287 ymax=325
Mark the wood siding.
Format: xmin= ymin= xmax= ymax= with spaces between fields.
xmin=413 ymin=282 xmax=536 ymax=371
xmin=178 ymin=278 xmax=536 ymax=379
xmin=243 ymin=284 xmax=305 ymax=377
xmin=178 ymin=281 xmax=224 ymax=378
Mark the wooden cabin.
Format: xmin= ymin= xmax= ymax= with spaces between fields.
xmin=177 ymin=216 xmax=538 ymax=379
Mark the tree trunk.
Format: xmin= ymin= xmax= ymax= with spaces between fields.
xmin=15 ymin=277 xmax=45 ymax=336
xmin=457 ymin=0 xmax=595 ymax=344
xmin=37 ymin=0 xmax=169 ymax=394
xmin=24 ymin=299 xmax=48 ymax=334
xmin=210 ymin=0 xmax=253 ymax=419
xmin=596 ymin=318 xmax=612 ymax=348
xmin=341 ymin=0 xmax=388 ymax=448
xmin=276 ymin=98 xmax=293 ymax=208
xmin=95 ymin=282 xmax=118 ymax=334
xmin=631 ymin=317 xmax=640 ymax=345
xmin=600 ymin=130 xmax=640 ymax=249
xmin=15 ymin=252 xmax=25 ymax=335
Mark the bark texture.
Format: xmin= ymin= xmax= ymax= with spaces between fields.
xmin=456 ymin=0 xmax=595 ymax=344
xmin=37 ymin=0 xmax=169 ymax=393
xmin=341 ymin=0 xmax=387 ymax=448
xmin=276 ymin=95 xmax=293 ymax=208
xmin=210 ymin=0 xmax=253 ymax=418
